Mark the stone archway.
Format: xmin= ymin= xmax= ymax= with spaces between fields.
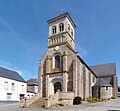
xmin=50 ymin=78 xmax=63 ymax=95
xmin=54 ymin=82 xmax=62 ymax=93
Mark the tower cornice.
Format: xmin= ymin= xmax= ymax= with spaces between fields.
xmin=47 ymin=12 xmax=76 ymax=28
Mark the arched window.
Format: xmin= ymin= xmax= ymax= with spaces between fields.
xmin=59 ymin=23 xmax=64 ymax=32
xmin=71 ymin=29 xmax=73 ymax=37
xmin=52 ymin=25 xmax=56 ymax=34
xmin=68 ymin=24 xmax=70 ymax=32
xmin=55 ymin=55 xmax=60 ymax=68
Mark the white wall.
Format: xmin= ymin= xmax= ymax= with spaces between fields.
xmin=0 ymin=77 xmax=27 ymax=102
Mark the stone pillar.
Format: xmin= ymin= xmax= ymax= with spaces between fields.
xmin=84 ymin=69 xmax=89 ymax=98
xmin=89 ymin=72 xmax=92 ymax=97
xmin=46 ymin=56 xmax=51 ymax=74
xmin=45 ymin=75 xmax=50 ymax=108
xmin=83 ymin=65 xmax=86 ymax=100
xmin=46 ymin=75 xmax=50 ymax=98
xmin=63 ymin=72 xmax=67 ymax=92
xmin=78 ymin=63 xmax=83 ymax=98
xmin=63 ymin=51 xmax=68 ymax=71
xmin=113 ymin=75 xmax=118 ymax=98
xmin=73 ymin=55 xmax=78 ymax=96
xmin=38 ymin=60 xmax=43 ymax=97
xmin=63 ymin=51 xmax=68 ymax=92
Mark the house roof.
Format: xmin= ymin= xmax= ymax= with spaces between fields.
xmin=94 ymin=78 xmax=112 ymax=87
xmin=90 ymin=63 xmax=116 ymax=77
xmin=27 ymin=78 xmax=38 ymax=86
xmin=0 ymin=67 xmax=25 ymax=82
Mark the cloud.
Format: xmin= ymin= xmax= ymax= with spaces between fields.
xmin=0 ymin=60 xmax=27 ymax=76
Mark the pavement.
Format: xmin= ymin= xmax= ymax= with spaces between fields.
xmin=0 ymin=98 xmax=120 ymax=111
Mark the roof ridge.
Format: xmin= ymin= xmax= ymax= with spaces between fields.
xmin=90 ymin=62 xmax=116 ymax=67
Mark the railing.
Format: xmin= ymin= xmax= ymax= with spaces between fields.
xmin=25 ymin=93 xmax=40 ymax=107
xmin=46 ymin=91 xmax=60 ymax=108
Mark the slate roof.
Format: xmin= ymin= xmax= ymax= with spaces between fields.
xmin=90 ymin=63 xmax=116 ymax=77
xmin=0 ymin=67 xmax=25 ymax=82
xmin=27 ymin=78 xmax=38 ymax=86
xmin=94 ymin=78 xmax=112 ymax=87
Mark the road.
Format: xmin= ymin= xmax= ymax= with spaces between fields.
xmin=0 ymin=98 xmax=120 ymax=111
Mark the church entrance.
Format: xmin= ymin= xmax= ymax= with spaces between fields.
xmin=54 ymin=82 xmax=62 ymax=93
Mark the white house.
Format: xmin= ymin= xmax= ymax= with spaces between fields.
xmin=0 ymin=67 xmax=27 ymax=102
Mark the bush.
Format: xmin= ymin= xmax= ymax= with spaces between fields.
xmin=86 ymin=97 xmax=98 ymax=103
xmin=111 ymin=96 xmax=115 ymax=99
xmin=73 ymin=96 xmax=82 ymax=105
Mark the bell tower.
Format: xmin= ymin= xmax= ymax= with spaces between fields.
xmin=38 ymin=12 xmax=77 ymax=104
xmin=47 ymin=12 xmax=76 ymax=50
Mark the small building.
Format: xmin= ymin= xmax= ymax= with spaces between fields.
xmin=91 ymin=63 xmax=118 ymax=99
xmin=0 ymin=67 xmax=27 ymax=102
xmin=27 ymin=78 xmax=38 ymax=99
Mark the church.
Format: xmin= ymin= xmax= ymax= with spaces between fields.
xmin=25 ymin=12 xmax=118 ymax=108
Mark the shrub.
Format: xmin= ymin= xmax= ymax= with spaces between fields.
xmin=111 ymin=96 xmax=115 ymax=99
xmin=73 ymin=96 xmax=82 ymax=105
xmin=86 ymin=97 xmax=93 ymax=102
xmin=86 ymin=97 xmax=98 ymax=103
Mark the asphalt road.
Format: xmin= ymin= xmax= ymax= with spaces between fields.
xmin=0 ymin=98 xmax=120 ymax=111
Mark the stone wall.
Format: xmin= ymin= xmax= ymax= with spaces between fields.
xmin=100 ymin=87 xmax=113 ymax=99
xmin=59 ymin=92 xmax=74 ymax=106
xmin=45 ymin=91 xmax=74 ymax=108
xmin=27 ymin=85 xmax=35 ymax=93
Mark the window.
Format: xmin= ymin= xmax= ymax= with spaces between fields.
xmin=68 ymin=24 xmax=70 ymax=32
xmin=59 ymin=23 xmax=64 ymax=32
xmin=71 ymin=29 xmax=73 ymax=37
xmin=52 ymin=25 xmax=56 ymax=34
xmin=4 ymin=82 xmax=8 ymax=90
xmin=106 ymin=86 xmax=108 ymax=91
xmin=7 ymin=93 xmax=12 ymax=99
xmin=11 ymin=83 xmax=15 ymax=90
xmin=55 ymin=55 xmax=60 ymax=68
xmin=21 ymin=85 xmax=24 ymax=92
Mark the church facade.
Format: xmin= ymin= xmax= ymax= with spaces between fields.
xmin=38 ymin=12 xmax=96 ymax=99
xmin=25 ymin=12 xmax=118 ymax=108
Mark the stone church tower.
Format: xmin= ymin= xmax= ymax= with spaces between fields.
xmin=38 ymin=12 xmax=96 ymax=101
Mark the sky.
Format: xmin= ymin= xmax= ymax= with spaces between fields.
xmin=0 ymin=0 xmax=120 ymax=85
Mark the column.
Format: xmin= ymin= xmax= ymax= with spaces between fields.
xmin=38 ymin=60 xmax=43 ymax=97
xmin=63 ymin=51 xmax=68 ymax=92
xmin=85 ymin=68 xmax=89 ymax=98
xmin=45 ymin=74 xmax=50 ymax=108
xmin=78 ymin=63 xmax=83 ymax=98
xmin=73 ymin=55 xmax=78 ymax=96
xmin=46 ymin=75 xmax=50 ymax=98
xmin=46 ymin=56 xmax=51 ymax=74
xmin=89 ymin=72 xmax=92 ymax=97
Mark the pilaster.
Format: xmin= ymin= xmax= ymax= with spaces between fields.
xmin=46 ymin=56 xmax=51 ymax=74
xmin=38 ymin=61 xmax=42 ymax=97
xmin=85 ymin=69 xmax=89 ymax=98
xmin=78 ymin=63 xmax=83 ymax=98
xmin=46 ymin=75 xmax=50 ymax=98
xmin=63 ymin=51 xmax=68 ymax=92
xmin=89 ymin=72 xmax=92 ymax=97
xmin=73 ymin=55 xmax=78 ymax=96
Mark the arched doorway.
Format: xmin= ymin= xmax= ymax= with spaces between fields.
xmin=54 ymin=82 xmax=62 ymax=93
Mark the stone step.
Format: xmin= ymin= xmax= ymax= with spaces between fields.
xmin=29 ymin=97 xmax=45 ymax=108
